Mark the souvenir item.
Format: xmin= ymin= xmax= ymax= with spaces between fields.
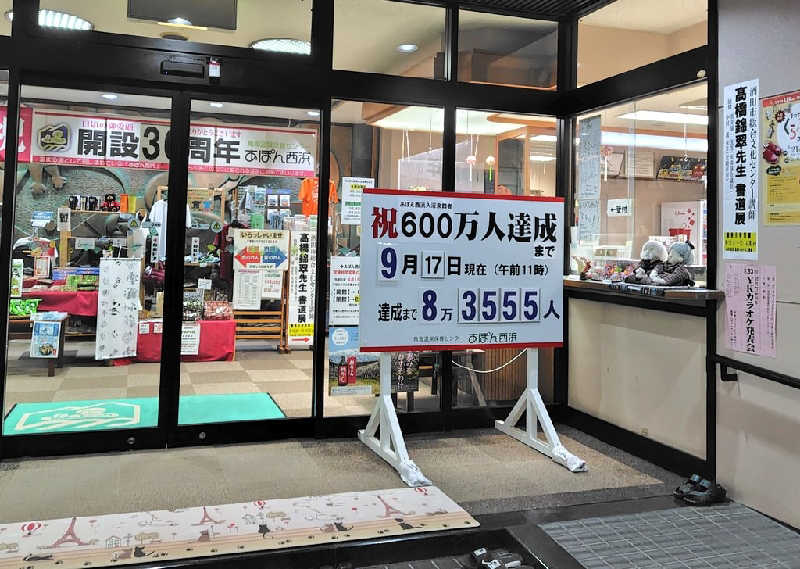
xmin=651 ymin=242 xmax=695 ymax=287
xmin=624 ymin=240 xmax=668 ymax=284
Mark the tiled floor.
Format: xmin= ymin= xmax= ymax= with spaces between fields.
xmin=3 ymin=339 xmax=443 ymax=420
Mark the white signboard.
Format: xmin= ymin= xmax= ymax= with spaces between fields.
xmin=288 ymin=231 xmax=317 ymax=347
xmin=32 ymin=111 xmax=106 ymax=166
xmin=96 ymin=258 xmax=141 ymax=360
xmin=359 ymin=189 xmax=564 ymax=351
xmin=625 ymin=150 xmax=655 ymax=178
xmin=232 ymin=229 xmax=289 ymax=300
xmin=213 ymin=125 xmax=316 ymax=178
xmin=233 ymin=268 xmax=263 ymax=310
xmin=180 ymin=322 xmax=201 ymax=356
xmin=723 ymin=79 xmax=759 ymax=259
xmin=577 ymin=115 xmax=602 ymax=198
xmin=607 ymin=198 xmax=632 ymax=217
xmin=330 ymin=256 xmax=360 ymax=325
xmin=341 ymin=177 xmax=374 ymax=225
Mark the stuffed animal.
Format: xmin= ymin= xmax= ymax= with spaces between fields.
xmin=651 ymin=242 xmax=695 ymax=287
xmin=624 ymin=240 xmax=667 ymax=284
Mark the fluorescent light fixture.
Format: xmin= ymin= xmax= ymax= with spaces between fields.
xmin=396 ymin=43 xmax=419 ymax=53
xmin=209 ymin=102 xmax=224 ymax=108
xmin=601 ymin=131 xmax=708 ymax=152
xmin=7 ymin=9 xmax=93 ymax=30
xmin=251 ymin=38 xmax=311 ymax=55
xmin=680 ymin=104 xmax=708 ymax=111
xmin=618 ymin=110 xmax=708 ymax=125
xmin=101 ymin=93 xmax=118 ymax=100
xmin=530 ymin=155 xmax=556 ymax=162
xmin=530 ymin=134 xmax=557 ymax=142
xmin=307 ymin=111 xmax=320 ymax=117
xmin=158 ymin=18 xmax=208 ymax=31
xmin=169 ymin=17 xmax=191 ymax=26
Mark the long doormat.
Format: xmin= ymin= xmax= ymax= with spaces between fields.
xmin=3 ymin=393 xmax=284 ymax=434
xmin=0 ymin=487 xmax=477 ymax=569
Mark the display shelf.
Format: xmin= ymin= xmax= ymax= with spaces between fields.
xmin=564 ymin=275 xmax=723 ymax=300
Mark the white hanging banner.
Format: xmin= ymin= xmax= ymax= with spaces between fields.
xmin=577 ymin=115 xmax=602 ymax=199
xmin=288 ymin=231 xmax=317 ymax=347
xmin=95 ymin=258 xmax=141 ymax=360
xmin=723 ymin=79 xmax=759 ymax=259
xmin=359 ymin=189 xmax=564 ymax=352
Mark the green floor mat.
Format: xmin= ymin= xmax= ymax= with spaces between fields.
xmin=3 ymin=393 xmax=284 ymax=435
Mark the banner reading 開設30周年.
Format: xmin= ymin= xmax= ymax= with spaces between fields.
xmin=359 ymin=189 xmax=564 ymax=352
xmin=723 ymin=79 xmax=759 ymax=260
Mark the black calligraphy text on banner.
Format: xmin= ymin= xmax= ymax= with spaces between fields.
xmin=359 ymin=189 xmax=564 ymax=352
xmin=30 ymin=110 xmax=316 ymax=176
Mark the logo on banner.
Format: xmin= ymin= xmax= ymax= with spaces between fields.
xmin=38 ymin=123 xmax=70 ymax=152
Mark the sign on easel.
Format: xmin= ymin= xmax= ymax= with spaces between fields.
xmin=358 ymin=189 xmax=585 ymax=486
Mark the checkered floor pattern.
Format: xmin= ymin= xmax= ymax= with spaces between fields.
xmin=540 ymin=503 xmax=800 ymax=569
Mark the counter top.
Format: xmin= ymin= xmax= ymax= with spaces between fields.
xmin=564 ymin=276 xmax=724 ymax=300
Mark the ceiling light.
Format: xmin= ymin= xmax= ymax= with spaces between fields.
xmin=680 ymin=104 xmax=708 ymax=111
xmin=601 ymin=131 xmax=708 ymax=152
xmin=396 ymin=43 xmax=419 ymax=54
xmin=209 ymin=102 xmax=224 ymax=108
xmin=101 ymin=93 xmax=118 ymax=100
xmin=7 ymin=9 xmax=93 ymax=30
xmin=307 ymin=111 xmax=320 ymax=117
xmin=530 ymin=134 xmax=557 ymax=142
xmin=530 ymin=155 xmax=556 ymax=162
xmin=169 ymin=17 xmax=191 ymax=26
xmin=618 ymin=110 xmax=708 ymax=125
xmin=251 ymin=38 xmax=311 ymax=55
xmin=158 ymin=18 xmax=208 ymax=31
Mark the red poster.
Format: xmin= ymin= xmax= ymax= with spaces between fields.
xmin=0 ymin=106 xmax=33 ymax=163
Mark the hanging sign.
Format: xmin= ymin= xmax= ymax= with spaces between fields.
xmin=95 ymin=258 xmax=141 ymax=360
xmin=724 ymin=263 xmax=776 ymax=357
xmin=232 ymin=228 xmax=289 ymax=300
xmin=288 ymin=231 xmax=317 ymax=347
xmin=359 ymin=189 xmax=564 ymax=352
xmin=32 ymin=111 xmax=106 ymax=166
xmin=721 ymin=79 xmax=759 ymax=260
xmin=341 ymin=177 xmax=374 ymax=225
xmin=606 ymin=198 xmax=632 ymax=217
xmin=213 ymin=125 xmax=316 ymax=178
xmin=577 ymin=115 xmax=602 ymax=198
xmin=0 ymin=106 xmax=33 ymax=163
xmin=760 ymin=88 xmax=800 ymax=226
xmin=329 ymin=256 xmax=360 ymax=326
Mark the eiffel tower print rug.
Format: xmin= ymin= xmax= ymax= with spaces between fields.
xmin=0 ymin=487 xmax=477 ymax=569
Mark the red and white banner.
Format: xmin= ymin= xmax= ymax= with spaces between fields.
xmin=0 ymin=106 xmax=33 ymax=163
xmin=32 ymin=112 xmax=106 ymax=166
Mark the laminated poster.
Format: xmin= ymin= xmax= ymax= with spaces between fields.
xmin=180 ymin=322 xmax=201 ymax=356
xmin=233 ymin=268 xmax=262 ymax=310
xmin=340 ymin=177 xmax=374 ymax=225
xmin=577 ymin=115 xmax=602 ymax=198
xmin=10 ymin=259 xmax=23 ymax=298
xmin=762 ymin=88 xmax=800 ymax=225
xmin=329 ymin=256 xmax=360 ymax=326
xmin=232 ymin=228 xmax=289 ymax=300
xmin=723 ymin=79 xmax=759 ymax=259
xmin=577 ymin=199 xmax=600 ymax=243
xmin=724 ymin=263 xmax=776 ymax=357
xmin=30 ymin=320 xmax=61 ymax=359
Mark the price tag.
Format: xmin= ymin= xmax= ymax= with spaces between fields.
xmin=198 ymin=278 xmax=212 ymax=290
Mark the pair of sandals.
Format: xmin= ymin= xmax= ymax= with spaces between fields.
xmin=674 ymin=474 xmax=727 ymax=505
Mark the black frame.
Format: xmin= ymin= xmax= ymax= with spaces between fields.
xmin=0 ymin=0 xmax=717 ymax=468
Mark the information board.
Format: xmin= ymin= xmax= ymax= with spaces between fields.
xmin=359 ymin=189 xmax=564 ymax=352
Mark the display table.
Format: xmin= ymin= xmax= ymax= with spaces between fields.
xmin=114 ymin=319 xmax=236 ymax=365
xmin=23 ymin=290 xmax=98 ymax=317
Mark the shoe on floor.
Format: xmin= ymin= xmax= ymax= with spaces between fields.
xmin=673 ymin=473 xmax=702 ymax=498
xmin=682 ymin=479 xmax=727 ymax=506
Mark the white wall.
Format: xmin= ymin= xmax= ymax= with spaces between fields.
xmin=568 ymin=299 xmax=706 ymax=458
xmin=716 ymin=0 xmax=800 ymax=529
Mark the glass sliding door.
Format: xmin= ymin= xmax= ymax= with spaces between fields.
xmin=2 ymin=85 xmax=172 ymax=436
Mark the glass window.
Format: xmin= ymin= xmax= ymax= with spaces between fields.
xmin=578 ymin=0 xmax=708 ymax=85
xmin=36 ymin=1 xmax=311 ymax=53
xmin=458 ymin=10 xmax=557 ymax=90
xmin=334 ymin=0 xmax=446 ymax=79
xmin=453 ymin=109 xmax=557 ymax=408
xmin=176 ymin=101 xmax=320 ymax=423
xmin=2 ymin=86 xmax=172 ymax=434
xmin=571 ymin=83 xmax=708 ymax=286
xmin=325 ymin=101 xmax=443 ymax=417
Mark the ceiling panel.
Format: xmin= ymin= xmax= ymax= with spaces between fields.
xmin=456 ymin=0 xmax=615 ymax=20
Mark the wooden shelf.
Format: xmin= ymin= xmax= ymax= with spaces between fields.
xmin=564 ymin=275 xmax=723 ymax=300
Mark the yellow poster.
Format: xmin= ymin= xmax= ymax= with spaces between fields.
xmin=762 ymin=90 xmax=800 ymax=225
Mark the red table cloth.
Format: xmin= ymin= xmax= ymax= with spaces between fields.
xmin=114 ymin=319 xmax=235 ymax=364
xmin=23 ymin=290 xmax=98 ymax=317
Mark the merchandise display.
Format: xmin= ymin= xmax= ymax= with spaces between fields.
xmin=624 ymin=241 xmax=667 ymax=285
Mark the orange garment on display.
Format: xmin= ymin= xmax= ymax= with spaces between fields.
xmin=299 ymin=178 xmax=338 ymax=216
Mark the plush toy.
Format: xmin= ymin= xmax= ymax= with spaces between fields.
xmin=651 ymin=242 xmax=695 ymax=287
xmin=624 ymin=240 xmax=667 ymax=284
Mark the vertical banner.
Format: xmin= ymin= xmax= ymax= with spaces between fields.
xmin=96 ymin=258 xmax=141 ymax=360
xmin=0 ymin=106 xmax=33 ymax=163
xmin=288 ymin=231 xmax=317 ymax=347
xmin=359 ymin=189 xmax=564 ymax=351
xmin=329 ymin=256 xmax=360 ymax=325
xmin=724 ymin=263 xmax=777 ymax=357
xmin=723 ymin=79 xmax=759 ymax=258
xmin=761 ymin=89 xmax=800 ymax=225
xmin=577 ymin=115 xmax=602 ymax=199
xmin=340 ymin=177 xmax=374 ymax=225
xmin=232 ymin=229 xmax=290 ymax=300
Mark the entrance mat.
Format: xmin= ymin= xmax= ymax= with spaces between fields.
xmin=3 ymin=394 xmax=284 ymax=434
xmin=540 ymin=503 xmax=800 ymax=568
xmin=0 ymin=487 xmax=478 ymax=569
